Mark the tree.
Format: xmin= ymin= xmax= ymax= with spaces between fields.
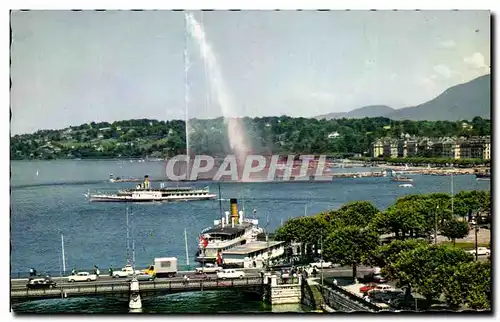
xmin=440 ymin=261 xmax=491 ymax=310
xmin=274 ymin=215 xmax=330 ymax=261
xmin=370 ymin=199 xmax=425 ymax=239
xmin=440 ymin=219 xmax=469 ymax=246
xmin=323 ymin=226 xmax=380 ymax=282
xmin=334 ymin=201 xmax=380 ymax=228
xmin=454 ymin=190 xmax=490 ymax=222
xmin=369 ymin=239 xmax=428 ymax=276
xmin=387 ymin=244 xmax=473 ymax=307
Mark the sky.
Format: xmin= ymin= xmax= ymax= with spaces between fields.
xmin=10 ymin=10 xmax=490 ymax=135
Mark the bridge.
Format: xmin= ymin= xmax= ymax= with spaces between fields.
xmin=11 ymin=277 xmax=265 ymax=303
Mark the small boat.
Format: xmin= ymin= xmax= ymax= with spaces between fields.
xmin=476 ymin=172 xmax=491 ymax=181
xmin=399 ymin=183 xmax=413 ymax=188
xmin=391 ymin=176 xmax=413 ymax=182
xmin=109 ymin=174 xmax=140 ymax=183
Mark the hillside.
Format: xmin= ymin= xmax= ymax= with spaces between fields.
xmin=386 ymin=74 xmax=491 ymax=121
xmin=315 ymin=74 xmax=490 ymax=121
xmin=10 ymin=116 xmax=491 ymax=160
xmin=316 ymin=105 xmax=395 ymax=120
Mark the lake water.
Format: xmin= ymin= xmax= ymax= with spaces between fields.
xmin=10 ymin=160 xmax=490 ymax=313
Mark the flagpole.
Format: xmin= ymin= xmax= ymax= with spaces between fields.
xmin=184 ymin=228 xmax=190 ymax=266
xmin=61 ymin=234 xmax=66 ymax=275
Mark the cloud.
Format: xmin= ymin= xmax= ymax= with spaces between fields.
xmin=464 ymin=52 xmax=488 ymax=69
xmin=419 ymin=77 xmax=435 ymax=86
xmin=433 ymin=64 xmax=452 ymax=79
xmin=309 ymin=91 xmax=336 ymax=101
xmin=439 ymin=40 xmax=456 ymax=49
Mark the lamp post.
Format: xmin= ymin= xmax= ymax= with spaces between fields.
xmin=474 ymin=211 xmax=479 ymax=261
xmin=434 ymin=205 xmax=439 ymax=245
xmin=266 ymin=213 xmax=270 ymax=271
xmin=320 ymin=229 xmax=324 ymax=288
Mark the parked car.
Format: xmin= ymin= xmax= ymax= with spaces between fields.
xmin=367 ymin=284 xmax=394 ymax=293
xmin=363 ymin=272 xmax=387 ymax=283
xmin=67 ymin=272 xmax=97 ymax=282
xmin=27 ymin=277 xmax=57 ymax=289
xmin=467 ymin=247 xmax=491 ymax=256
xmin=216 ymin=269 xmax=245 ymax=280
xmin=195 ymin=263 xmax=223 ymax=274
xmin=359 ymin=283 xmax=379 ymax=294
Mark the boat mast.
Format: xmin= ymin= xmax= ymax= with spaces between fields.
xmin=61 ymin=234 xmax=66 ymax=275
xmin=132 ymin=240 xmax=136 ymax=270
xmin=184 ymin=228 xmax=190 ymax=266
xmin=218 ymin=182 xmax=223 ymax=217
xmin=126 ymin=207 xmax=131 ymax=265
xmin=184 ymin=12 xmax=191 ymax=180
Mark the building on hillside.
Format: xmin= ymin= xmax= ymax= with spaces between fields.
xmin=371 ymin=136 xmax=491 ymax=160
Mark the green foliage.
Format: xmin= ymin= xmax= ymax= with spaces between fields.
xmin=440 ymin=219 xmax=469 ymax=245
xmin=322 ymin=201 xmax=380 ymax=229
xmin=454 ymin=190 xmax=491 ymax=220
xmin=369 ymin=239 xmax=428 ymax=275
xmin=10 ymin=116 xmax=492 ymax=160
xmin=371 ymin=192 xmax=456 ymax=239
xmin=323 ymin=226 xmax=380 ymax=279
xmin=440 ymin=261 xmax=491 ymax=310
xmin=386 ymin=244 xmax=473 ymax=303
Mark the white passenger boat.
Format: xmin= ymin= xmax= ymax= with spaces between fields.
xmin=195 ymin=199 xmax=264 ymax=264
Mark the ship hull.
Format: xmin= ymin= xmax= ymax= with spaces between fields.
xmin=89 ymin=195 xmax=217 ymax=203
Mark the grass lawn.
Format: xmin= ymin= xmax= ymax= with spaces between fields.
xmin=439 ymin=241 xmax=489 ymax=250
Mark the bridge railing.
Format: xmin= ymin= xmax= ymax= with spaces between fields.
xmin=11 ymin=265 xmax=208 ymax=279
xmin=11 ymin=277 xmax=264 ymax=298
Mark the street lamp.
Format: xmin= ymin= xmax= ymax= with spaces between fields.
xmin=320 ymin=229 xmax=324 ymax=288
xmin=434 ymin=205 xmax=439 ymax=245
xmin=266 ymin=213 xmax=270 ymax=271
xmin=474 ymin=211 xmax=479 ymax=261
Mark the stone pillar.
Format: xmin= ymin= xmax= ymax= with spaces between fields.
xmin=270 ymin=275 xmax=278 ymax=286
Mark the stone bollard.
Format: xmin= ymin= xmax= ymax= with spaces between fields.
xmin=271 ymin=275 xmax=277 ymax=286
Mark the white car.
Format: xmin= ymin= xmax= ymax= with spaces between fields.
xmin=113 ymin=265 xmax=142 ymax=278
xmin=217 ymin=269 xmax=245 ymax=280
xmin=309 ymin=261 xmax=334 ymax=269
xmin=67 ymin=272 xmax=97 ymax=282
xmin=368 ymin=284 xmax=394 ymax=293
xmin=195 ymin=264 xmax=223 ymax=274
xmin=467 ymin=247 xmax=491 ymax=256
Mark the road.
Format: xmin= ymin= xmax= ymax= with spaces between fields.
xmin=11 ymin=266 xmax=373 ymax=290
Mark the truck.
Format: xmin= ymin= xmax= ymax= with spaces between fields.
xmin=144 ymin=257 xmax=178 ymax=278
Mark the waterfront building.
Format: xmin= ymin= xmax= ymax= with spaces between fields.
xmin=371 ymin=135 xmax=491 ymax=160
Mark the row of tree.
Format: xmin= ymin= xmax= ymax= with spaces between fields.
xmin=11 ymin=116 xmax=491 ymax=160
xmin=274 ymin=189 xmax=491 ymax=310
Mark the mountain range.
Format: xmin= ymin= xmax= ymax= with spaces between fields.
xmin=316 ymin=74 xmax=491 ymax=121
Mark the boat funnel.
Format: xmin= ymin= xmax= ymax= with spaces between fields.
xmin=230 ymin=198 xmax=239 ymax=222
xmin=144 ymin=175 xmax=150 ymax=189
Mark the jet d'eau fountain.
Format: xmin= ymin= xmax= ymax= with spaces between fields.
xmin=185 ymin=12 xmax=250 ymax=174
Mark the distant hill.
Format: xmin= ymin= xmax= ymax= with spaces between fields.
xmin=316 ymin=74 xmax=490 ymax=121
xmin=316 ymin=105 xmax=395 ymax=120
xmin=386 ymin=74 xmax=491 ymax=121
